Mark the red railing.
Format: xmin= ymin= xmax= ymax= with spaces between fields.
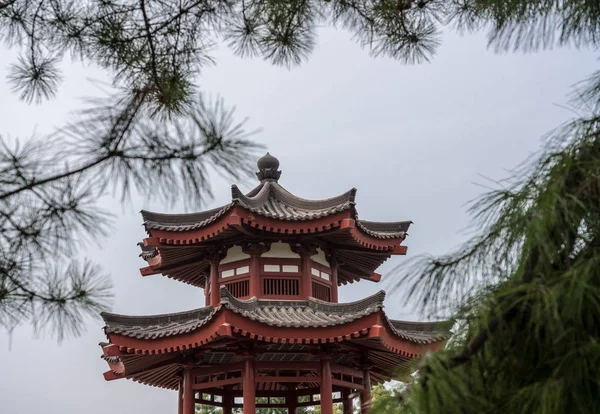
xmin=224 ymin=278 xmax=250 ymax=298
xmin=263 ymin=277 xmax=300 ymax=297
xmin=312 ymin=281 xmax=331 ymax=302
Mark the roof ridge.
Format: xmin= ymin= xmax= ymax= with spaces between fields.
xmin=140 ymin=203 xmax=234 ymax=231
xmin=355 ymin=219 xmax=412 ymax=240
xmin=141 ymin=205 xmax=228 ymax=223
xmin=231 ymin=181 xmax=272 ymax=208
xmin=219 ymin=285 xmax=259 ymax=311
xmin=307 ymin=290 xmax=385 ymax=312
xmin=101 ymin=306 xmax=214 ymax=324
xmin=269 ymin=183 xmax=356 ymax=210
xmin=389 ymin=318 xmax=455 ymax=332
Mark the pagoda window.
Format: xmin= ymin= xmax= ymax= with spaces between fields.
xmin=218 ymin=258 xmax=251 ymax=280
xmin=264 ymin=264 xmax=281 ymax=272
xmin=282 ymin=265 xmax=299 ymax=273
xmin=311 ymin=267 xmax=331 ymax=281
xmin=221 ymin=269 xmax=235 ymax=278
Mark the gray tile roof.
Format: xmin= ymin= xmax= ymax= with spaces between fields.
xmin=141 ymin=179 xmax=409 ymax=239
xmin=356 ymin=220 xmax=412 ymax=239
xmin=232 ymin=181 xmax=356 ymax=221
xmin=142 ymin=204 xmax=234 ymax=232
xmin=101 ymin=288 xmax=450 ymax=345
xmin=102 ymin=306 xmax=218 ymax=340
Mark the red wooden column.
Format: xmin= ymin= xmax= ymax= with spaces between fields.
xmin=209 ymin=256 xmax=220 ymax=307
xmin=178 ymin=376 xmax=184 ymax=414
xmin=203 ymin=288 xmax=209 ymax=307
xmin=243 ymin=358 xmax=256 ymax=414
xmin=222 ymin=387 xmax=232 ymax=414
xmin=249 ymin=248 xmax=262 ymax=298
xmin=320 ymin=357 xmax=333 ymax=414
xmin=342 ymin=389 xmax=353 ymax=414
xmin=330 ymin=259 xmax=339 ymax=303
xmin=360 ymin=367 xmax=371 ymax=414
xmin=222 ymin=392 xmax=232 ymax=414
xmin=287 ymin=387 xmax=297 ymax=414
xmin=244 ymin=242 xmax=269 ymax=298
xmin=183 ymin=368 xmax=195 ymax=414
xmin=298 ymin=246 xmax=314 ymax=299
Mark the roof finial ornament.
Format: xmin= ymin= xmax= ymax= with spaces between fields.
xmin=256 ymin=152 xmax=282 ymax=181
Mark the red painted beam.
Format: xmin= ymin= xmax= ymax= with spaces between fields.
xmin=102 ymin=344 xmax=122 ymax=356
xmin=332 ymin=378 xmax=364 ymax=391
xmin=392 ymin=245 xmax=408 ymax=255
xmin=143 ymin=237 xmax=161 ymax=247
xmin=368 ymin=272 xmax=381 ymax=282
xmin=257 ymin=376 xmax=320 ymax=383
xmin=193 ymin=377 xmax=242 ymax=390
xmin=103 ymin=370 xmax=123 ymax=381
xmin=140 ymin=265 xmax=159 ymax=276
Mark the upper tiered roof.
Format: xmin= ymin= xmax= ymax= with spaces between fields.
xmin=142 ymin=153 xmax=410 ymax=239
xmin=139 ymin=153 xmax=412 ymax=288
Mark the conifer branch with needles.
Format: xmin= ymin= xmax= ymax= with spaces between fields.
xmin=0 ymin=6 xmax=598 ymax=387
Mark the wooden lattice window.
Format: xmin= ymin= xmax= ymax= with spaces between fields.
xmin=263 ymin=278 xmax=300 ymax=297
xmin=224 ymin=279 xmax=249 ymax=298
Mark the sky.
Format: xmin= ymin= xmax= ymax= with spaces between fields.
xmin=0 ymin=25 xmax=598 ymax=414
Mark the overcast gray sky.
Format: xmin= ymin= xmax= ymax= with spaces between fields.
xmin=0 ymin=26 xmax=597 ymax=414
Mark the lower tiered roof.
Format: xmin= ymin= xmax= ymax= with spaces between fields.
xmin=100 ymin=289 xmax=451 ymax=389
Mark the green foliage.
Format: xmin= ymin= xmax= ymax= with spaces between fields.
xmin=379 ymin=2 xmax=600 ymax=413
xmin=0 ymin=2 xmax=596 ymax=352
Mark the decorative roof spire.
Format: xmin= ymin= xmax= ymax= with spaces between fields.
xmin=256 ymin=152 xmax=281 ymax=181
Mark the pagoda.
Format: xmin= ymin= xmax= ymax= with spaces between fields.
xmin=99 ymin=153 xmax=450 ymax=414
